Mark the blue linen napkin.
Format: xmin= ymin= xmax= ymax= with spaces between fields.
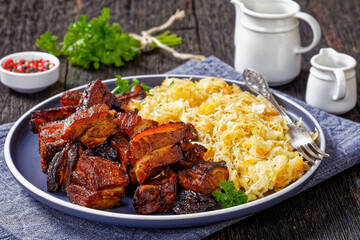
xmin=1 ymin=56 xmax=359 ymax=239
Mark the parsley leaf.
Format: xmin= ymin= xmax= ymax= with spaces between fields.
xmin=213 ymin=181 xmax=248 ymax=208
xmin=36 ymin=32 xmax=62 ymax=56
xmin=36 ymin=8 xmax=182 ymax=70
xmin=111 ymin=75 xmax=152 ymax=96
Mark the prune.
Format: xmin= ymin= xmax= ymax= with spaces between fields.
xmin=101 ymin=147 xmax=118 ymax=161
xmin=92 ymin=142 xmax=108 ymax=154
xmin=92 ymin=142 xmax=119 ymax=161
xmin=172 ymin=190 xmax=217 ymax=214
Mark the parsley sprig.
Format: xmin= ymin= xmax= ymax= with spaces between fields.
xmin=213 ymin=181 xmax=248 ymax=208
xmin=111 ymin=75 xmax=152 ymax=96
xmin=36 ymin=8 xmax=182 ymax=70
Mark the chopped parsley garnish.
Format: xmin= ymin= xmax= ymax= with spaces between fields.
xmin=111 ymin=75 xmax=151 ymax=96
xmin=213 ymin=181 xmax=248 ymax=208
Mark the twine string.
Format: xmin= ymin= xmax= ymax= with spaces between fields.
xmin=130 ymin=10 xmax=206 ymax=61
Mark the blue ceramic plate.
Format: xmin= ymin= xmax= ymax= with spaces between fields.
xmin=4 ymin=74 xmax=326 ymax=228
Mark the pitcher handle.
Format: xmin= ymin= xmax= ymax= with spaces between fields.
xmin=333 ymin=69 xmax=347 ymax=100
xmin=294 ymin=12 xmax=322 ymax=54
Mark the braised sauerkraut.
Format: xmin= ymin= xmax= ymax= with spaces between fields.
xmin=134 ymin=77 xmax=309 ymax=201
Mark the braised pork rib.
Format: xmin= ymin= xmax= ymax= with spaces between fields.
xmin=133 ymin=168 xmax=177 ymax=214
xmin=66 ymin=151 xmax=129 ymax=209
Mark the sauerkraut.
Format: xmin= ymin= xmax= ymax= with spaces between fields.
xmin=134 ymin=77 xmax=309 ymax=201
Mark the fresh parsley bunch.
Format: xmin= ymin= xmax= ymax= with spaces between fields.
xmin=36 ymin=8 xmax=182 ymax=69
xmin=213 ymin=181 xmax=248 ymax=208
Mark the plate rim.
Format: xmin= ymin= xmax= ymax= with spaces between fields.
xmin=4 ymin=74 xmax=325 ymax=224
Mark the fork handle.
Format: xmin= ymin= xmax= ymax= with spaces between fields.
xmin=243 ymin=69 xmax=294 ymax=125
xmin=267 ymin=94 xmax=294 ymax=125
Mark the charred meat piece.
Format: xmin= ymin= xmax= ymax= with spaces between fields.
xmin=77 ymin=80 xmax=116 ymax=110
xmin=133 ymin=168 xmax=177 ymax=214
xmin=129 ymin=122 xmax=198 ymax=160
xmin=78 ymin=122 xmax=118 ymax=148
xmin=111 ymin=98 xmax=124 ymax=112
xmin=115 ymin=112 xmax=158 ymax=139
xmin=42 ymin=140 xmax=68 ymax=173
xmin=186 ymin=122 xmax=199 ymax=141
xmin=114 ymin=112 xmax=141 ymax=137
xmin=66 ymin=185 xmax=125 ymax=210
xmin=129 ymin=119 xmax=158 ymax=139
xmin=59 ymin=90 xmax=83 ymax=107
xmin=110 ymin=134 xmax=130 ymax=170
xmin=172 ymin=141 xmax=207 ymax=170
xmin=103 ymin=92 xmax=117 ymax=109
xmin=133 ymin=144 xmax=183 ymax=184
xmin=29 ymin=106 xmax=77 ymax=133
xmin=66 ymin=152 xmax=129 ymax=210
xmin=113 ymin=90 xmax=146 ymax=113
xmin=61 ymin=104 xmax=117 ymax=148
xmin=178 ymin=161 xmax=229 ymax=195
xmin=46 ymin=141 xmax=80 ymax=192
xmin=38 ymin=121 xmax=68 ymax=173
xmin=70 ymin=152 xmax=129 ymax=191
xmin=173 ymin=190 xmax=217 ymax=214
xmin=128 ymin=168 xmax=139 ymax=185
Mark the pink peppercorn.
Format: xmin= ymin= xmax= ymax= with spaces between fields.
xmin=1 ymin=58 xmax=55 ymax=73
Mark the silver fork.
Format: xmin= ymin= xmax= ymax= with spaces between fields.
xmin=242 ymin=68 xmax=329 ymax=163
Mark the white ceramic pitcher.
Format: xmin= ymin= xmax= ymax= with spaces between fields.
xmin=231 ymin=0 xmax=321 ymax=86
xmin=306 ymin=48 xmax=357 ymax=114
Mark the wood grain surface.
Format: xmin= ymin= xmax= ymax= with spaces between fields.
xmin=0 ymin=0 xmax=359 ymax=239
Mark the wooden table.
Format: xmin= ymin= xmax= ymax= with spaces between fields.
xmin=1 ymin=0 xmax=359 ymax=239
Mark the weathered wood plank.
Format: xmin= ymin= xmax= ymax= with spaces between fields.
xmin=192 ymin=0 xmax=235 ymax=66
xmin=64 ymin=0 xmax=199 ymax=90
xmin=309 ymin=0 xmax=360 ymax=122
xmin=0 ymin=0 xmax=75 ymax=124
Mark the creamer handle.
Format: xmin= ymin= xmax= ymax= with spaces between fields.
xmin=332 ymin=69 xmax=347 ymax=100
xmin=294 ymin=12 xmax=322 ymax=54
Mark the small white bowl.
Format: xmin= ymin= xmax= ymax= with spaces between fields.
xmin=0 ymin=51 xmax=60 ymax=93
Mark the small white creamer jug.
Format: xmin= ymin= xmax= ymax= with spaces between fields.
xmin=306 ymin=48 xmax=357 ymax=114
xmin=231 ymin=0 xmax=321 ymax=86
